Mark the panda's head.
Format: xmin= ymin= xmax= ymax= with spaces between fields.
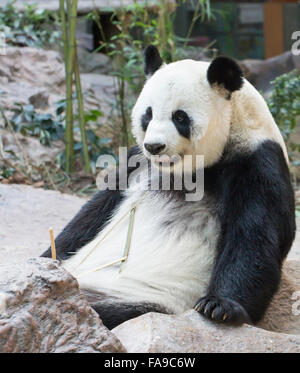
xmin=131 ymin=45 xmax=244 ymax=172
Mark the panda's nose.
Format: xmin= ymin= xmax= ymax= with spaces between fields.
xmin=144 ymin=143 xmax=166 ymax=155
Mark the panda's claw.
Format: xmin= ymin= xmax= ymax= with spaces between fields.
xmin=194 ymin=295 xmax=250 ymax=325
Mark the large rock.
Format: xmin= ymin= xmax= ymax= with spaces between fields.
xmin=258 ymin=260 xmax=300 ymax=335
xmin=1 ymin=129 xmax=63 ymax=168
xmin=77 ymin=47 xmax=111 ymax=75
xmin=113 ymin=260 xmax=300 ymax=353
xmin=113 ymin=310 xmax=300 ymax=353
xmin=0 ymin=47 xmax=116 ymax=123
xmin=239 ymin=51 xmax=300 ymax=93
xmin=0 ymin=258 xmax=126 ymax=353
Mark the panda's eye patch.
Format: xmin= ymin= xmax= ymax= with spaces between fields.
xmin=172 ymin=110 xmax=191 ymax=139
xmin=172 ymin=110 xmax=190 ymax=125
xmin=141 ymin=106 xmax=152 ymax=131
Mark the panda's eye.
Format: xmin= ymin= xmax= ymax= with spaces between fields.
xmin=172 ymin=110 xmax=191 ymax=139
xmin=172 ymin=110 xmax=190 ymax=125
xmin=141 ymin=106 xmax=152 ymax=132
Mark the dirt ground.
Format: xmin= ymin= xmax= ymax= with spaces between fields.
xmin=0 ymin=183 xmax=299 ymax=266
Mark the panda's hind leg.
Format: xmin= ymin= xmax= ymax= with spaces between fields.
xmin=83 ymin=289 xmax=169 ymax=330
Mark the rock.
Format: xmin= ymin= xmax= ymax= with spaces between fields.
xmin=76 ymin=33 xmax=94 ymax=52
xmin=1 ymin=129 xmax=64 ymax=168
xmin=0 ymin=46 xmax=116 ymax=124
xmin=77 ymin=47 xmax=111 ymax=75
xmin=0 ymin=183 xmax=86 ymax=266
xmin=113 ymin=309 xmax=300 ymax=353
xmin=0 ymin=47 xmax=65 ymax=112
xmin=29 ymin=90 xmax=49 ymax=109
xmin=258 ymin=260 xmax=300 ymax=335
xmin=113 ymin=260 xmax=300 ymax=353
xmin=0 ymin=258 xmax=126 ymax=353
xmin=239 ymin=51 xmax=298 ymax=93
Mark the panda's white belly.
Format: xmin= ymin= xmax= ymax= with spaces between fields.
xmin=63 ymin=184 xmax=220 ymax=314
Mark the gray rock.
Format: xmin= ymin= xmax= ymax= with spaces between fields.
xmin=0 ymin=258 xmax=126 ymax=353
xmin=29 ymin=90 xmax=49 ymax=109
xmin=258 ymin=260 xmax=300 ymax=335
xmin=239 ymin=51 xmax=298 ymax=93
xmin=0 ymin=46 xmax=116 ymax=124
xmin=1 ymin=129 xmax=63 ymax=168
xmin=77 ymin=47 xmax=111 ymax=75
xmin=113 ymin=309 xmax=300 ymax=353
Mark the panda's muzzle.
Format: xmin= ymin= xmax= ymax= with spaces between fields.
xmin=144 ymin=142 xmax=166 ymax=155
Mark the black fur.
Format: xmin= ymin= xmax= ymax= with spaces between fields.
xmin=144 ymin=45 xmax=163 ymax=76
xmin=195 ymin=140 xmax=295 ymax=324
xmin=41 ymin=146 xmax=141 ymax=260
xmin=172 ymin=110 xmax=191 ymax=139
xmin=207 ymin=56 xmax=243 ymax=93
xmin=91 ymin=300 xmax=168 ymax=330
xmin=141 ymin=106 xmax=152 ymax=132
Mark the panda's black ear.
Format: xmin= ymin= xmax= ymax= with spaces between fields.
xmin=207 ymin=56 xmax=243 ymax=93
xmin=144 ymin=45 xmax=163 ymax=76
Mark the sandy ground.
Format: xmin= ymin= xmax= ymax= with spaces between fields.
xmin=0 ymin=183 xmax=299 ymax=266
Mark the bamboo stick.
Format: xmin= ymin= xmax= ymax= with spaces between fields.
xmin=119 ymin=205 xmax=136 ymax=272
xmin=74 ymin=45 xmax=91 ymax=173
xmin=49 ymin=227 xmax=56 ymax=260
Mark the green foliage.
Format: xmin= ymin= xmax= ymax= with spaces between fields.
xmin=0 ymin=0 xmax=60 ymax=47
xmin=10 ymin=104 xmax=64 ymax=146
xmin=267 ymin=71 xmax=300 ymax=143
xmin=54 ymin=102 xmax=114 ymax=173
xmin=0 ymin=166 xmax=14 ymax=179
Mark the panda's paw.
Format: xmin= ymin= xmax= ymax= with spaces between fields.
xmin=194 ymin=295 xmax=250 ymax=325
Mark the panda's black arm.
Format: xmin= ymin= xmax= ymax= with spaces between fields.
xmin=41 ymin=146 xmax=142 ymax=260
xmin=41 ymin=188 xmax=123 ymax=260
xmin=195 ymin=140 xmax=296 ymax=324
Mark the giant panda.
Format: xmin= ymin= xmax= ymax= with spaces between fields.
xmin=42 ymin=45 xmax=296 ymax=330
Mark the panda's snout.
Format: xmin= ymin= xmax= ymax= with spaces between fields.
xmin=144 ymin=142 xmax=166 ymax=155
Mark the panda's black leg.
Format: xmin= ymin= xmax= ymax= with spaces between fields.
xmin=91 ymin=300 xmax=169 ymax=330
xmin=196 ymin=141 xmax=295 ymax=325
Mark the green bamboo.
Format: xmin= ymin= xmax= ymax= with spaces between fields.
xmin=74 ymin=45 xmax=91 ymax=173
xmin=59 ymin=0 xmax=72 ymax=173
xmin=66 ymin=0 xmax=78 ymax=172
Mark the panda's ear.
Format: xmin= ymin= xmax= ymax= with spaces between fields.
xmin=144 ymin=45 xmax=163 ymax=76
xmin=207 ymin=56 xmax=243 ymax=95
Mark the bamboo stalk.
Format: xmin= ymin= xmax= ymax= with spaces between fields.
xmin=59 ymin=0 xmax=72 ymax=173
xmin=66 ymin=0 xmax=78 ymax=172
xmin=74 ymin=45 xmax=91 ymax=173
xmin=61 ymin=0 xmax=78 ymax=174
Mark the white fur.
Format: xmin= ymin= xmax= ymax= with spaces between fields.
xmin=63 ymin=170 xmax=219 ymax=314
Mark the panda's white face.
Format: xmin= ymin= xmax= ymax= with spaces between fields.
xmin=131 ymin=59 xmax=232 ymax=171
